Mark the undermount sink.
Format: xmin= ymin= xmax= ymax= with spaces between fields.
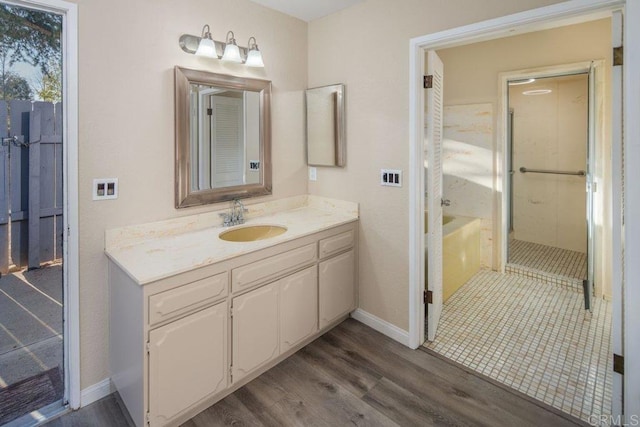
xmin=219 ymin=225 xmax=287 ymax=242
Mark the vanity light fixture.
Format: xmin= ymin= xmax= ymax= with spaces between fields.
xmin=195 ymin=25 xmax=218 ymax=58
xmin=221 ymin=31 xmax=243 ymax=63
xmin=245 ymin=37 xmax=264 ymax=68
xmin=523 ymin=89 xmax=553 ymax=95
xmin=179 ymin=27 xmax=265 ymax=67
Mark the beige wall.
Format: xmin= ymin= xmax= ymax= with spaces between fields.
xmin=438 ymin=19 xmax=611 ymax=106
xmin=75 ymin=0 xmax=307 ymax=388
xmin=307 ymin=0 xmax=565 ymax=332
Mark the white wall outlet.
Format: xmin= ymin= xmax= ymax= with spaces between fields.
xmin=308 ymin=166 xmax=317 ymax=181
xmin=93 ymin=178 xmax=118 ymax=200
xmin=381 ymin=169 xmax=402 ymax=187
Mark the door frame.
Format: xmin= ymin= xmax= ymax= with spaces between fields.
xmin=2 ymin=0 xmax=80 ymax=410
xmin=409 ymin=0 xmax=640 ymax=417
xmin=497 ymin=61 xmax=605 ymax=297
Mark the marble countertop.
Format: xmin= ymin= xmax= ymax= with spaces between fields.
xmin=105 ymin=195 xmax=358 ymax=285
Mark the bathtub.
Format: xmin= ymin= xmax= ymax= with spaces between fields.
xmin=425 ymin=212 xmax=481 ymax=302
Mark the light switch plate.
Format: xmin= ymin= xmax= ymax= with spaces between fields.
xmin=381 ymin=169 xmax=402 ymax=187
xmin=93 ymin=178 xmax=118 ymax=200
xmin=309 ymin=167 xmax=317 ymax=181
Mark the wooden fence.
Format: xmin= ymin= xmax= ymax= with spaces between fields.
xmin=0 ymin=100 xmax=63 ymax=274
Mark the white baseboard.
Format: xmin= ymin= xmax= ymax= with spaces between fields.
xmin=350 ymin=309 xmax=410 ymax=346
xmin=80 ymin=378 xmax=113 ymax=407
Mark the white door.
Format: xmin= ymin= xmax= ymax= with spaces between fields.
xmin=426 ymin=50 xmax=444 ymax=342
xmin=210 ymin=96 xmax=244 ymax=188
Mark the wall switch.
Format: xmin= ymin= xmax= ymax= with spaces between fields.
xmin=381 ymin=169 xmax=402 ymax=187
xmin=309 ymin=167 xmax=317 ymax=181
xmin=93 ymin=178 xmax=118 ymax=200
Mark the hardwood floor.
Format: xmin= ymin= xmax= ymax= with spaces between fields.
xmin=45 ymin=319 xmax=587 ymax=426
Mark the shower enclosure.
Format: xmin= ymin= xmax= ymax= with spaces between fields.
xmin=506 ymin=72 xmax=594 ymax=309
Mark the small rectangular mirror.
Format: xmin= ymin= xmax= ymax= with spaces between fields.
xmin=305 ymin=84 xmax=345 ymax=167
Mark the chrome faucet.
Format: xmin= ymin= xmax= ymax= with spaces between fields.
xmin=233 ymin=199 xmax=246 ymax=225
xmin=220 ymin=199 xmax=247 ymax=227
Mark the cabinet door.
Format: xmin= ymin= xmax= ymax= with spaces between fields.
xmin=232 ymin=282 xmax=279 ymax=382
xmin=280 ymin=266 xmax=318 ymax=352
xmin=148 ymin=302 xmax=227 ymax=426
xmin=319 ymin=249 xmax=355 ymax=329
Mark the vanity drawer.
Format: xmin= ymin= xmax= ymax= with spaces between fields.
xmin=319 ymin=229 xmax=354 ymax=259
xmin=149 ymin=272 xmax=228 ymax=326
xmin=232 ymin=244 xmax=317 ymax=293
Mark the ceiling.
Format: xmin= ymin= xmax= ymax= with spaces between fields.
xmin=249 ymin=0 xmax=364 ymax=22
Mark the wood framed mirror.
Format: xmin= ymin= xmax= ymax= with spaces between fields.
xmin=175 ymin=66 xmax=272 ymax=208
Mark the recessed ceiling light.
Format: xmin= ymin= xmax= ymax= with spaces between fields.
xmin=523 ymin=89 xmax=552 ymax=96
xmin=509 ymin=78 xmax=536 ymax=86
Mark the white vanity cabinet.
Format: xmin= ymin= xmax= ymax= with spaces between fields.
xmin=109 ymin=220 xmax=357 ymax=427
xmin=148 ymin=302 xmax=227 ymax=426
xmin=318 ymin=230 xmax=356 ymax=328
xmin=279 ymin=266 xmax=318 ymax=351
xmin=319 ymin=250 xmax=355 ymax=328
xmin=231 ymin=264 xmax=319 ymax=382
xmin=232 ymin=281 xmax=280 ymax=382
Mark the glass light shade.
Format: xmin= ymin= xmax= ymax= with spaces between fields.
xmin=222 ymin=43 xmax=242 ymax=63
xmin=195 ymin=38 xmax=217 ymax=58
xmin=245 ymin=49 xmax=264 ymax=67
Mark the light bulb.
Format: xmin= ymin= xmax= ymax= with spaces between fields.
xmin=195 ymin=38 xmax=217 ymax=58
xmin=245 ymin=49 xmax=264 ymax=67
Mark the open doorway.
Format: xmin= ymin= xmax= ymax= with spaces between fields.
xmin=0 ymin=2 xmax=68 ymax=423
xmin=412 ymin=2 xmax=621 ymax=419
xmin=426 ymin=58 xmax=611 ymax=423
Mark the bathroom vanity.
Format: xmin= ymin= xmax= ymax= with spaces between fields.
xmin=105 ymin=196 xmax=358 ymax=427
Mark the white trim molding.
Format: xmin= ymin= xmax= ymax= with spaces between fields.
xmin=3 ymin=0 xmax=80 ymax=410
xmin=623 ymin=0 xmax=640 ymax=418
xmin=351 ymin=309 xmax=410 ymax=347
xmin=80 ymin=378 xmax=114 ymax=407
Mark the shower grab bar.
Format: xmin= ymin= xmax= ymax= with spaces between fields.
xmin=519 ymin=167 xmax=586 ymax=177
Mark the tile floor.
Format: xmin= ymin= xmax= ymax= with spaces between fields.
xmin=508 ymin=239 xmax=587 ymax=280
xmin=425 ymin=269 xmax=611 ymax=423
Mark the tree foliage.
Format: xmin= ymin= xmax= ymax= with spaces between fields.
xmin=36 ymin=59 xmax=61 ymax=102
xmin=0 ymin=4 xmax=62 ymax=75
xmin=0 ymin=71 xmax=32 ymax=100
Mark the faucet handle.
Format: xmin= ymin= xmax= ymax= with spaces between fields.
xmin=219 ymin=212 xmax=232 ymax=226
